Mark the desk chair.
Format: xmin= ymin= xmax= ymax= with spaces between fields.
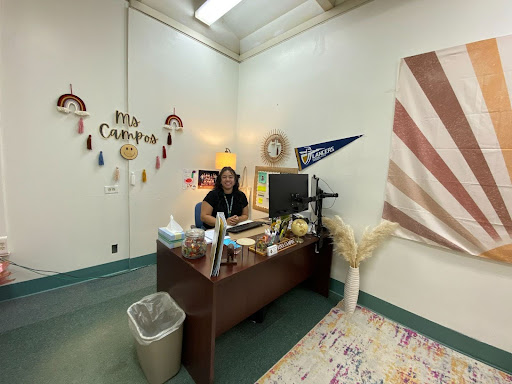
xmin=193 ymin=202 xmax=203 ymax=229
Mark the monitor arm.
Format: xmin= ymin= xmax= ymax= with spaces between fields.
xmin=296 ymin=192 xmax=338 ymax=204
xmin=313 ymin=189 xmax=338 ymax=252
xmin=293 ymin=189 xmax=338 ymax=252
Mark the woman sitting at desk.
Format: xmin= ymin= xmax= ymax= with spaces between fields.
xmin=201 ymin=166 xmax=249 ymax=229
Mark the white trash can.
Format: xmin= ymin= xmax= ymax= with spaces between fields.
xmin=128 ymin=292 xmax=186 ymax=384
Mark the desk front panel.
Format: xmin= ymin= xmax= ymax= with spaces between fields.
xmin=213 ymin=238 xmax=320 ymax=337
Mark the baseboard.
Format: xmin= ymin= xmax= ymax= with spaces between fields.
xmin=0 ymin=254 xmax=156 ymax=302
xmin=329 ymin=278 xmax=512 ymax=375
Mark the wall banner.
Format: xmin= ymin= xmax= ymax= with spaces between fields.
xmin=294 ymin=135 xmax=363 ymax=171
xmin=383 ymin=35 xmax=512 ymax=264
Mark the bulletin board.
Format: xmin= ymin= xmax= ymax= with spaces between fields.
xmin=252 ymin=166 xmax=298 ymax=213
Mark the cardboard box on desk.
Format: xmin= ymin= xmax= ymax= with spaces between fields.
xmin=158 ymin=228 xmax=185 ymax=249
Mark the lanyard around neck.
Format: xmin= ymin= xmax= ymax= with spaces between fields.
xmin=223 ymin=194 xmax=233 ymax=217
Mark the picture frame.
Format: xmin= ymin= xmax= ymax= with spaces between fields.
xmin=252 ymin=166 xmax=298 ymax=213
xmin=260 ymin=129 xmax=290 ymax=166
xmin=197 ymin=170 xmax=219 ymax=189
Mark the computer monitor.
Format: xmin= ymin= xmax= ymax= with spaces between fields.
xmin=268 ymin=173 xmax=309 ymax=218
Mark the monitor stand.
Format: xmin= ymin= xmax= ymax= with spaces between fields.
xmin=314 ymin=188 xmax=338 ymax=252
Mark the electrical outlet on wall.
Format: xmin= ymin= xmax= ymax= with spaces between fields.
xmin=0 ymin=236 xmax=8 ymax=255
xmin=104 ymin=185 xmax=119 ymax=194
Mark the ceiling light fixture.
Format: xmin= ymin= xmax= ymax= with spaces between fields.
xmin=195 ymin=0 xmax=243 ymax=26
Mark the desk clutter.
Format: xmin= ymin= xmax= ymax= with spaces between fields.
xmin=250 ymin=237 xmax=297 ymax=256
xmin=247 ymin=215 xmax=305 ymax=256
xmin=157 ymin=214 xmax=307 ymax=273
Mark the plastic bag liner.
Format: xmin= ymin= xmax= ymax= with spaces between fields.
xmin=127 ymin=292 xmax=186 ymax=346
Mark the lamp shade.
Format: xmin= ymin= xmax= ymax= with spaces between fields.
xmin=215 ymin=151 xmax=237 ymax=170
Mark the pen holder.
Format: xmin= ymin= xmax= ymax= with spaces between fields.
xmin=255 ymin=235 xmax=268 ymax=253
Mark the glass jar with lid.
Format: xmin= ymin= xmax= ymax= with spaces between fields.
xmin=181 ymin=228 xmax=207 ymax=259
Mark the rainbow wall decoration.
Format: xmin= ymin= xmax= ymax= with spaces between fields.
xmin=56 ymin=93 xmax=90 ymax=116
xmin=163 ymin=110 xmax=183 ymax=130
xmin=384 ymin=35 xmax=512 ymax=264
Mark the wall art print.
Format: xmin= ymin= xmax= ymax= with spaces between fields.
xmin=197 ymin=170 xmax=218 ymax=190
xmin=182 ymin=169 xmax=197 ymax=190
xmin=384 ymin=35 xmax=512 ymax=263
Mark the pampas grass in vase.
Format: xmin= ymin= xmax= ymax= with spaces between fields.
xmin=323 ymin=216 xmax=398 ymax=314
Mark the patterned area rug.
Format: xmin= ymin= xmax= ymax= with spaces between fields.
xmin=257 ymin=305 xmax=512 ymax=384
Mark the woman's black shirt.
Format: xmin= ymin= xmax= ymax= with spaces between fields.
xmin=203 ymin=189 xmax=248 ymax=229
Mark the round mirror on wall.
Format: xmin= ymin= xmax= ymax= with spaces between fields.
xmin=260 ymin=129 xmax=290 ymax=166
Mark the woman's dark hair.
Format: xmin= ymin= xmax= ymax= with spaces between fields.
xmin=214 ymin=166 xmax=239 ymax=192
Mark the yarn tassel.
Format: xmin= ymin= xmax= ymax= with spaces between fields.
xmin=167 ymin=132 xmax=172 ymax=146
xmin=78 ymin=117 xmax=84 ymax=134
xmin=142 ymin=169 xmax=147 ymax=183
xmin=114 ymin=167 xmax=120 ymax=182
xmin=87 ymin=135 xmax=92 ymax=150
xmin=98 ymin=151 xmax=104 ymax=166
xmin=156 ymin=156 xmax=160 ymax=169
xmin=162 ymin=146 xmax=167 ymax=159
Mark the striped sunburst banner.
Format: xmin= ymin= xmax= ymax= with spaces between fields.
xmin=384 ymin=35 xmax=512 ymax=263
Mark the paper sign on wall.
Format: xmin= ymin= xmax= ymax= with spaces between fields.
xmin=182 ymin=169 xmax=197 ymax=190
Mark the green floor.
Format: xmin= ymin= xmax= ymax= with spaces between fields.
xmin=0 ymin=265 xmax=340 ymax=383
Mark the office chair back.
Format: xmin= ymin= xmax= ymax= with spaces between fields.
xmin=194 ymin=202 xmax=203 ymax=229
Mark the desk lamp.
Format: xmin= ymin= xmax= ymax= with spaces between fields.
xmin=215 ymin=148 xmax=237 ymax=170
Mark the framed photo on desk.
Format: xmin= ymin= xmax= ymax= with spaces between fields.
xmin=252 ymin=166 xmax=298 ymax=213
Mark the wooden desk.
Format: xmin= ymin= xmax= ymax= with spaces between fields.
xmin=156 ymin=233 xmax=332 ymax=384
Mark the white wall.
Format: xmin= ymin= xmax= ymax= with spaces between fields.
xmin=127 ymin=9 xmax=239 ymax=257
xmin=0 ymin=0 xmax=6 ymax=237
xmin=237 ymin=0 xmax=512 ymax=352
xmin=0 ymin=0 xmax=130 ymax=282
xmin=0 ymin=0 xmax=239 ymax=283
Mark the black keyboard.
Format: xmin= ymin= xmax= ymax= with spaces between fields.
xmin=226 ymin=221 xmax=265 ymax=234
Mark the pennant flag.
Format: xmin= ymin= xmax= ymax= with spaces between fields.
xmin=294 ymin=135 xmax=363 ymax=171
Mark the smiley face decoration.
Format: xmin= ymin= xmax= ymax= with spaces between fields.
xmin=120 ymin=144 xmax=138 ymax=160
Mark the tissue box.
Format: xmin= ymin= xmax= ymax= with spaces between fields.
xmin=158 ymin=234 xmax=183 ymax=249
xmin=158 ymin=227 xmax=185 ymax=241
xmin=158 ymin=228 xmax=185 ymax=249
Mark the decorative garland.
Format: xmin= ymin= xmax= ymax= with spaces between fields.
xmin=56 ymin=86 xmax=186 ymax=184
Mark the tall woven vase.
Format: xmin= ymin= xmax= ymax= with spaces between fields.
xmin=343 ymin=266 xmax=360 ymax=314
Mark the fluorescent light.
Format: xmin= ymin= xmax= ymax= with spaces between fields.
xmin=195 ymin=0 xmax=243 ymax=26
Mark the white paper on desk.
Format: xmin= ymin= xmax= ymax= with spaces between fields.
xmin=226 ymin=219 xmax=253 ymax=229
xmin=204 ymin=229 xmax=229 ymax=244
